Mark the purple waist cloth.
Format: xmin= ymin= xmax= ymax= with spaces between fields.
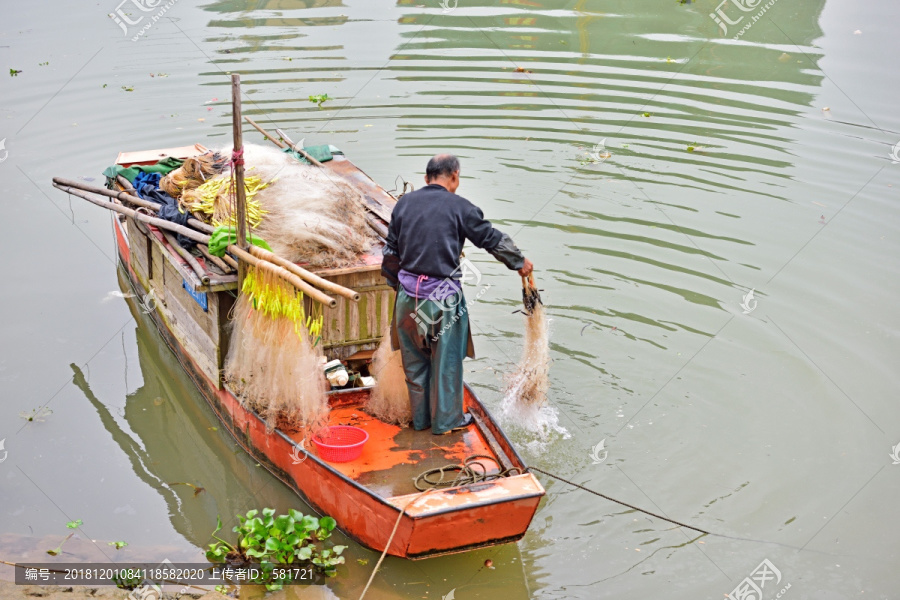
xmin=398 ymin=269 xmax=462 ymax=300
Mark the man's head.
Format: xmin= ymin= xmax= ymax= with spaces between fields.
xmin=425 ymin=154 xmax=460 ymax=193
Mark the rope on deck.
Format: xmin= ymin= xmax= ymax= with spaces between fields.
xmin=413 ymin=454 xmax=522 ymax=491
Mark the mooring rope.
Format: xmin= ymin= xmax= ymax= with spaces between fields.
xmin=526 ymin=466 xmax=709 ymax=534
xmin=524 ymin=466 xmax=838 ymax=552
xmin=357 ymin=488 xmax=436 ymax=600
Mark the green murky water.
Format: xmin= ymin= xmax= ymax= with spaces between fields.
xmin=2 ymin=1 xmax=899 ymax=598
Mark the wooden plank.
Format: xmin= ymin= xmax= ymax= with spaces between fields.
xmin=162 ymin=257 xmax=218 ymax=343
xmin=116 ymin=144 xmax=209 ymax=166
xmin=163 ymin=285 xmax=221 ymax=384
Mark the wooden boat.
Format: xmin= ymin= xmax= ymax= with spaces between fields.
xmin=105 ymin=142 xmax=545 ymax=559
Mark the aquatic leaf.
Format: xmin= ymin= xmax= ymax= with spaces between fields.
xmin=295 ymin=546 xmax=313 ymax=561
xmin=300 ymin=515 xmax=319 ymax=532
xmin=108 ymin=541 xmax=128 ymax=549
xmin=288 ymin=509 xmax=303 ymax=521
xmin=66 ymin=519 xmax=83 ymax=529
xmin=308 ymin=93 xmax=331 ymax=107
xmin=274 ymin=514 xmax=292 ymax=532
xmin=10 ymin=69 xmax=22 ymax=76
xmin=319 ymin=516 xmax=337 ymax=532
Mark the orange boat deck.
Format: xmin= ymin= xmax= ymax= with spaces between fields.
xmin=294 ymin=404 xmax=502 ymax=499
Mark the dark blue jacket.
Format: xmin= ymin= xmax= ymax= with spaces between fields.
xmin=382 ymin=184 xmax=523 ymax=285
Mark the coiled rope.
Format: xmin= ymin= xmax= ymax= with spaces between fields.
xmin=413 ymin=454 xmax=523 ymax=491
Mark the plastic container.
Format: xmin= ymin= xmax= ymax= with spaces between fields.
xmin=323 ymin=359 xmax=349 ymax=387
xmin=312 ymin=426 xmax=369 ymax=462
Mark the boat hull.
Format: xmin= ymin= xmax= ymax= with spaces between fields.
xmin=112 ymin=216 xmax=544 ymax=559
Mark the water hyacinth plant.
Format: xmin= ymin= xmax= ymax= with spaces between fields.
xmin=206 ymin=508 xmax=346 ymax=589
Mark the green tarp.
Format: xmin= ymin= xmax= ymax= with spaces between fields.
xmin=282 ymin=144 xmax=334 ymax=164
xmin=102 ymin=156 xmax=184 ymax=184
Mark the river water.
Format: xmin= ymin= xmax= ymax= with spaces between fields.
xmin=2 ymin=1 xmax=899 ymax=598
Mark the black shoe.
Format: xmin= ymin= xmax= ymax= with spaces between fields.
xmin=434 ymin=413 xmax=474 ymax=435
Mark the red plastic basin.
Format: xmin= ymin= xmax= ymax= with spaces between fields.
xmin=311 ymin=426 xmax=369 ymax=463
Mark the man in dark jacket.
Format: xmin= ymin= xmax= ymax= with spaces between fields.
xmin=381 ymin=154 xmax=533 ymax=435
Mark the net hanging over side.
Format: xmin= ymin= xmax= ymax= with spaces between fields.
xmin=367 ymin=321 xmax=411 ymax=426
xmin=225 ymin=263 xmax=328 ymax=432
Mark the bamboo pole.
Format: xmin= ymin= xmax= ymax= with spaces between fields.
xmin=53 ymin=182 xmax=209 ymax=244
xmin=247 ymin=245 xmax=360 ymax=302
xmin=53 ymin=178 xmax=215 ymax=234
xmin=162 ymin=229 xmax=210 ymax=286
xmin=197 ymin=243 xmax=234 ymax=274
xmin=244 ymin=117 xmax=286 ymax=149
xmin=226 ymin=246 xmax=337 ymax=308
xmin=116 ymin=175 xmax=136 ymax=194
xmin=52 ymin=182 xmax=339 ymax=307
xmin=221 ymin=253 xmax=239 ymax=270
xmin=231 ymin=74 xmax=249 ymax=253
xmin=275 ymin=128 xmax=323 ymax=167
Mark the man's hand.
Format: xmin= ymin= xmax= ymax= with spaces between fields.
xmin=518 ymin=258 xmax=534 ymax=277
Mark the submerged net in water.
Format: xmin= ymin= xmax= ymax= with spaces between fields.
xmin=224 ymin=264 xmax=328 ymax=432
xmin=501 ymin=297 xmax=567 ymax=443
xmin=367 ymin=323 xmax=410 ymax=426
xmin=504 ymin=301 xmax=551 ymax=407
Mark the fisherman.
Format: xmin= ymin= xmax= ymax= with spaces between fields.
xmin=382 ymin=154 xmax=533 ymax=435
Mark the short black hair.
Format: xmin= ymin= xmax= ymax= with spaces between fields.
xmin=425 ymin=154 xmax=460 ymax=181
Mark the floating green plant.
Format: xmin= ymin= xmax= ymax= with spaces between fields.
xmin=206 ymin=508 xmax=346 ymax=589
xmin=46 ymin=533 xmax=73 ymax=556
xmin=308 ymin=94 xmax=331 ymax=108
